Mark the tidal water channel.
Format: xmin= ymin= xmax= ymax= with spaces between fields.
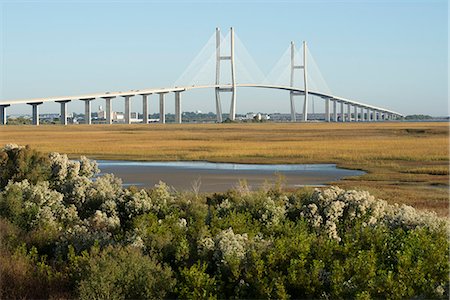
xmin=96 ymin=161 xmax=365 ymax=192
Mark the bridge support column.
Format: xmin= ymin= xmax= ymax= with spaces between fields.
xmin=175 ymin=91 xmax=182 ymax=124
xmin=159 ymin=93 xmax=166 ymax=124
xmin=347 ymin=103 xmax=351 ymax=122
xmin=354 ymin=105 xmax=358 ymax=122
xmin=325 ymin=98 xmax=330 ymax=122
xmin=365 ymin=108 xmax=370 ymax=121
xmin=102 ymin=97 xmax=115 ymax=124
xmin=56 ymin=100 xmax=70 ymax=125
xmin=333 ymin=100 xmax=337 ymax=122
xmin=290 ymin=92 xmax=296 ymax=122
xmin=81 ymin=98 xmax=93 ymax=125
xmin=123 ymin=95 xmax=132 ymax=124
xmin=215 ymin=93 xmax=222 ymax=122
xmin=142 ymin=95 xmax=149 ymax=124
xmin=27 ymin=102 xmax=43 ymax=126
xmin=229 ymin=28 xmax=237 ymax=121
xmin=215 ymin=27 xmax=236 ymax=121
xmin=302 ymin=41 xmax=308 ymax=122
xmin=340 ymin=102 xmax=344 ymax=122
xmin=0 ymin=104 xmax=10 ymax=125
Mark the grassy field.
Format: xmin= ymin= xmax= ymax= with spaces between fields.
xmin=0 ymin=122 xmax=448 ymax=216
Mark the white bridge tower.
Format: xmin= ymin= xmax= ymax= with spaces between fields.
xmin=215 ymin=27 xmax=237 ymax=122
xmin=290 ymin=41 xmax=308 ymax=121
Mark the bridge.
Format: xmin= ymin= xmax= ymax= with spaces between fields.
xmin=0 ymin=28 xmax=403 ymax=126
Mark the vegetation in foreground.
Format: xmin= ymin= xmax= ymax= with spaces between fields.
xmin=0 ymin=144 xmax=448 ymax=299
xmin=0 ymin=122 xmax=448 ymax=216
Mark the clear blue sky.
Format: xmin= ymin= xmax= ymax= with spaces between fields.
xmin=0 ymin=0 xmax=448 ymax=116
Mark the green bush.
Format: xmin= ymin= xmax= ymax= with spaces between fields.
xmin=0 ymin=144 xmax=50 ymax=189
xmin=177 ymin=262 xmax=217 ymax=299
xmin=72 ymin=245 xmax=175 ymax=299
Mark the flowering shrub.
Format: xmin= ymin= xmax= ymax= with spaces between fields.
xmin=0 ymin=146 xmax=448 ymax=299
xmin=301 ymin=186 xmax=447 ymax=242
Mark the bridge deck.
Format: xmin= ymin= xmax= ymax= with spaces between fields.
xmin=0 ymin=84 xmax=402 ymax=116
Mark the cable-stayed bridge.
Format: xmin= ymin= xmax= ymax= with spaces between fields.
xmin=0 ymin=28 xmax=403 ymax=126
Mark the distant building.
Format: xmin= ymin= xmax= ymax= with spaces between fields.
xmin=243 ymin=112 xmax=270 ymax=121
xmin=112 ymin=112 xmax=124 ymax=122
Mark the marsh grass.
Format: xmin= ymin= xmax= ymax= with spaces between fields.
xmin=0 ymin=122 xmax=448 ymax=215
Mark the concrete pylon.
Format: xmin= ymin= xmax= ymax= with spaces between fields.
xmin=215 ymin=27 xmax=236 ymax=121
xmin=289 ymin=41 xmax=297 ymax=122
xmin=102 ymin=96 xmax=115 ymax=124
xmin=333 ymin=100 xmax=337 ymax=122
xmin=27 ymin=102 xmax=43 ymax=126
xmin=159 ymin=92 xmax=167 ymax=124
xmin=81 ymin=98 xmax=94 ymax=125
xmin=175 ymin=91 xmax=182 ymax=124
xmin=302 ymin=41 xmax=308 ymax=122
xmin=122 ymin=95 xmax=133 ymax=124
xmin=325 ymin=98 xmax=330 ymax=122
xmin=56 ymin=100 xmax=71 ymax=125
xmin=141 ymin=94 xmax=149 ymax=124
xmin=347 ymin=103 xmax=351 ymax=122
xmin=340 ymin=102 xmax=344 ymax=122
xmin=354 ymin=105 xmax=358 ymax=122
xmin=289 ymin=41 xmax=308 ymax=122
xmin=0 ymin=104 xmax=10 ymax=125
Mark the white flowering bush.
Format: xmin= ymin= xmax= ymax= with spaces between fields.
xmin=148 ymin=181 xmax=175 ymax=215
xmin=0 ymin=180 xmax=80 ymax=232
xmin=301 ymin=186 xmax=448 ymax=242
xmin=117 ymin=189 xmax=153 ymax=220
xmin=214 ymin=227 xmax=248 ymax=265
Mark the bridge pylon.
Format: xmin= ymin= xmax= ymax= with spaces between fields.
xmin=289 ymin=41 xmax=308 ymax=122
xmin=215 ymin=27 xmax=237 ymax=122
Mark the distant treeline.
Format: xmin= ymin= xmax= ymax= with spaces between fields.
xmin=405 ymin=114 xmax=444 ymax=120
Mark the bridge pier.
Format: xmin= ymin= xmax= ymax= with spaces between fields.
xmin=141 ymin=94 xmax=149 ymax=124
xmin=340 ymin=102 xmax=344 ymax=122
xmin=81 ymin=98 xmax=94 ymax=125
xmin=175 ymin=91 xmax=182 ymax=124
xmin=290 ymin=92 xmax=296 ymax=122
xmin=159 ymin=92 xmax=167 ymax=124
xmin=102 ymin=96 xmax=115 ymax=124
xmin=333 ymin=100 xmax=337 ymax=122
xmin=346 ymin=103 xmax=351 ymax=122
xmin=27 ymin=102 xmax=43 ymax=126
xmin=0 ymin=104 xmax=10 ymax=125
xmin=56 ymin=100 xmax=71 ymax=125
xmin=123 ymin=95 xmax=133 ymax=124
xmin=325 ymin=98 xmax=330 ymax=122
